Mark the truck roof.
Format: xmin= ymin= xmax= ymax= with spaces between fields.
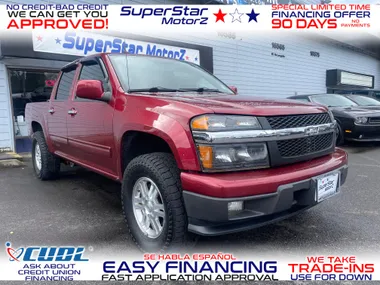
xmin=61 ymin=52 xmax=106 ymax=71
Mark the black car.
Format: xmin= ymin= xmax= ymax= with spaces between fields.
xmin=288 ymin=94 xmax=380 ymax=144
xmin=335 ymin=89 xmax=380 ymax=100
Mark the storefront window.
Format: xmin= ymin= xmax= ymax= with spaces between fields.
xmin=9 ymin=70 xmax=58 ymax=138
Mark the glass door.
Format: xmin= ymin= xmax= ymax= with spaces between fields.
xmin=9 ymin=69 xmax=59 ymax=152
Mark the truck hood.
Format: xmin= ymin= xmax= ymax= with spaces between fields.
xmin=149 ymin=93 xmax=327 ymax=116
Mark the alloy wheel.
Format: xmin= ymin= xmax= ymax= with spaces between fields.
xmin=132 ymin=177 xmax=166 ymax=239
xmin=34 ymin=143 xmax=42 ymax=171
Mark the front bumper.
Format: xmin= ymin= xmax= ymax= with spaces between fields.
xmin=344 ymin=124 xmax=380 ymax=141
xmin=181 ymin=148 xmax=348 ymax=236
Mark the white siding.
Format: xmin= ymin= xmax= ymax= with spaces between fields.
xmin=0 ymin=63 xmax=13 ymax=151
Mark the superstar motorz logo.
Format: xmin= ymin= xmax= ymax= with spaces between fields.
xmin=120 ymin=6 xmax=209 ymax=25
xmin=5 ymin=242 xmax=89 ymax=262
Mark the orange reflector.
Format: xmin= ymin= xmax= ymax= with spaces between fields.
xmin=191 ymin=116 xmax=209 ymax=130
xmin=198 ymin=145 xmax=213 ymax=169
xmin=345 ymin=130 xmax=352 ymax=133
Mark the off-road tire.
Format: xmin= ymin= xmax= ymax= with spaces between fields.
xmin=32 ymin=131 xmax=60 ymax=180
xmin=336 ymin=122 xmax=344 ymax=146
xmin=121 ymin=152 xmax=190 ymax=252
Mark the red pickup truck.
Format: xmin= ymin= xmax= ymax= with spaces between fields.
xmin=26 ymin=53 xmax=348 ymax=252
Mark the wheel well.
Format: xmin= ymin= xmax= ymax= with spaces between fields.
xmin=32 ymin=121 xmax=43 ymax=133
xmin=121 ymin=131 xmax=173 ymax=173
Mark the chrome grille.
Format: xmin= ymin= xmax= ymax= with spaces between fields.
xmin=267 ymin=113 xmax=331 ymax=129
xmin=277 ymin=133 xmax=334 ymax=158
xmin=369 ymin=117 xmax=380 ymax=124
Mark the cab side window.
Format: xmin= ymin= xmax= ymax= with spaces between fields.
xmin=55 ymin=69 xmax=76 ymax=101
xmin=79 ymin=61 xmax=105 ymax=81
xmin=76 ymin=60 xmax=109 ymax=100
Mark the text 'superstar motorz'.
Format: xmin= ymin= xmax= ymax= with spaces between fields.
xmin=120 ymin=6 xmax=209 ymax=25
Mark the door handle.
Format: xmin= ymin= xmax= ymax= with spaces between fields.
xmin=48 ymin=108 xmax=55 ymax=114
xmin=68 ymin=109 xmax=77 ymax=116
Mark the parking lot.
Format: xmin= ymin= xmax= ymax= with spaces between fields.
xmin=1 ymin=143 xmax=380 ymax=259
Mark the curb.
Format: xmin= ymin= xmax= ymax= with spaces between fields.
xmin=0 ymin=152 xmax=26 ymax=168
xmin=0 ymin=159 xmax=25 ymax=168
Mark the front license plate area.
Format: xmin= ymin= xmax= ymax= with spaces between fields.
xmin=316 ymin=172 xmax=339 ymax=202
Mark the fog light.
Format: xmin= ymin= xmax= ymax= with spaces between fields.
xmin=228 ymin=201 xmax=244 ymax=212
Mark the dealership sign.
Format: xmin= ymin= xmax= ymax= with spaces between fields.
xmin=32 ymin=31 xmax=200 ymax=64
xmin=326 ymin=69 xmax=374 ymax=89
xmin=340 ymin=71 xmax=374 ymax=88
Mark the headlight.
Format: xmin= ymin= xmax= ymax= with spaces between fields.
xmin=191 ymin=115 xmax=269 ymax=172
xmin=197 ymin=143 xmax=269 ymax=171
xmin=191 ymin=115 xmax=261 ymax=131
xmin=355 ymin=117 xmax=368 ymax=124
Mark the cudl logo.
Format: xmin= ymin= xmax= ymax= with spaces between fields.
xmin=6 ymin=242 xmax=24 ymax=262
xmin=5 ymin=242 xmax=89 ymax=262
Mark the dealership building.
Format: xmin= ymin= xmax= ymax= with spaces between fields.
xmin=0 ymin=0 xmax=379 ymax=153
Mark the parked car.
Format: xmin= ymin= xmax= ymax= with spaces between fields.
xmin=335 ymin=89 xmax=380 ymax=100
xmin=288 ymin=93 xmax=380 ymax=144
xmin=26 ymin=54 xmax=348 ymax=252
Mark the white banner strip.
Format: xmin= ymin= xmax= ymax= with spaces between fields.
xmin=0 ymin=4 xmax=379 ymax=34
xmin=1 ymin=249 xmax=380 ymax=281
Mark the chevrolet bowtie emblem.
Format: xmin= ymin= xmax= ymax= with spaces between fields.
xmin=305 ymin=126 xmax=319 ymax=136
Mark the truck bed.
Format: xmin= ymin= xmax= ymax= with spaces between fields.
xmin=25 ymin=102 xmax=50 ymax=136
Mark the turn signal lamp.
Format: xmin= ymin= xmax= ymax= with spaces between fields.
xmin=197 ymin=145 xmax=213 ymax=169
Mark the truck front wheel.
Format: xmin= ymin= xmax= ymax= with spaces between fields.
xmin=121 ymin=153 xmax=188 ymax=252
xmin=336 ymin=122 xmax=344 ymax=146
xmin=32 ymin=131 xmax=60 ymax=180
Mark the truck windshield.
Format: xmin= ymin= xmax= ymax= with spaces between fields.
xmin=108 ymin=54 xmax=234 ymax=95
xmin=311 ymin=95 xmax=358 ymax=107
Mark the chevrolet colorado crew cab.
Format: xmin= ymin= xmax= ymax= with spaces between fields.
xmin=26 ymin=53 xmax=348 ymax=252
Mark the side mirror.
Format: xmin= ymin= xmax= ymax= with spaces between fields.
xmin=76 ymin=80 xmax=108 ymax=102
xmin=229 ymin=86 xmax=238 ymax=94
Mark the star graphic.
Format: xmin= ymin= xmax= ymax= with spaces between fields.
xmin=214 ymin=9 xmax=227 ymax=23
xmin=55 ymin=38 xmax=61 ymax=44
xmin=36 ymin=35 xmax=43 ymax=41
xmin=195 ymin=57 xmax=198 ymax=61
xmin=185 ymin=56 xmax=189 ymax=60
xmin=247 ymin=8 xmax=260 ymax=23
xmin=229 ymin=8 xmax=244 ymax=23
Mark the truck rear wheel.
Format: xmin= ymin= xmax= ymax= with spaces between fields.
xmin=32 ymin=131 xmax=60 ymax=180
xmin=121 ymin=152 xmax=189 ymax=252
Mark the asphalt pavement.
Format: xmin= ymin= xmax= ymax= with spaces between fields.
xmin=1 ymin=143 xmax=380 ymax=284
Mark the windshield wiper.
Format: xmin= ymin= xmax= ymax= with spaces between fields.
xmin=179 ymin=87 xmax=223 ymax=93
xmin=129 ymin=87 xmax=185 ymax=93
